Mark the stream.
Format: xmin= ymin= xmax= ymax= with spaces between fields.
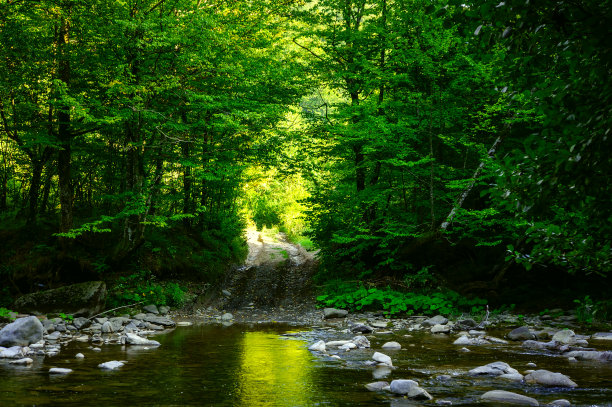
xmin=1 ymin=322 xmax=612 ymax=406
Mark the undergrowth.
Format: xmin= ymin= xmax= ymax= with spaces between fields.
xmin=108 ymin=270 xmax=187 ymax=310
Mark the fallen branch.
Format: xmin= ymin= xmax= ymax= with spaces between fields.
xmin=88 ymin=301 xmax=144 ymax=320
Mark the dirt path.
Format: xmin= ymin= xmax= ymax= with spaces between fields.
xmin=244 ymin=228 xmax=317 ymax=267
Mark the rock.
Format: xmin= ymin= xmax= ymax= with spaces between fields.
xmin=143 ymin=304 xmax=159 ymax=314
xmin=98 ymin=360 xmax=125 ymax=370
xmin=499 ymin=373 xmax=524 ymax=381
xmin=349 ymin=323 xmax=374 ymax=334
xmin=549 ymin=400 xmax=571 ymax=407
xmin=125 ymin=332 xmax=161 ymax=346
xmin=469 ymin=330 xmax=486 ymax=336
xmin=481 ymin=390 xmax=538 ymax=406
xmin=158 ymin=306 xmax=170 ymax=315
xmin=101 ymin=321 xmax=114 ymax=333
xmin=552 ymin=329 xmax=576 ymax=345
xmin=339 ymin=342 xmax=356 ymax=350
xmin=423 ymin=315 xmax=448 ymax=327
xmin=49 ymin=368 xmax=73 ymax=375
xmin=365 ymin=381 xmax=389 ymax=391
xmin=389 ymin=380 xmax=433 ymax=400
xmin=372 ymin=351 xmax=393 ymax=366
xmin=459 ymin=347 xmax=471 ymax=352
xmin=431 ymin=324 xmax=451 ymax=334
xmin=382 ymin=341 xmax=401 ymax=350
xmin=75 ymin=353 xmax=84 ymax=359
xmin=142 ymin=315 xmax=176 ymax=327
xmin=469 ymin=361 xmax=519 ymax=376
xmin=46 ymin=331 xmax=61 ymax=341
xmin=326 ymin=340 xmax=351 ymax=347
xmin=309 ymin=340 xmax=326 ymax=352
xmin=323 ymin=308 xmax=348 ymax=319
xmin=565 ymin=350 xmax=612 ymax=362
xmin=132 ymin=313 xmax=146 ymax=320
xmin=0 ymin=316 xmax=44 ymax=347
xmin=94 ymin=317 xmax=108 ymax=324
xmin=14 ymin=281 xmax=106 ymax=317
xmin=72 ymin=317 xmax=91 ymax=330
xmin=524 ymin=370 xmax=577 ymax=388
xmin=486 ymin=336 xmax=509 ymax=344
xmin=591 ymin=332 xmax=612 ymax=341
xmin=9 ymin=358 xmax=33 ymax=365
xmin=220 ymin=313 xmax=233 ymax=321
xmin=507 ymin=326 xmax=535 ymax=341
xmin=453 ymin=335 xmax=490 ymax=346
xmin=456 ymin=318 xmax=477 ymax=329
xmin=352 ymin=335 xmax=370 ymax=348
xmin=370 ymin=320 xmax=389 ymax=329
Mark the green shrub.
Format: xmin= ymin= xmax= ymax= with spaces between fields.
xmin=108 ymin=270 xmax=187 ymax=309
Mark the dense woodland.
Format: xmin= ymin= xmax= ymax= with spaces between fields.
xmin=1 ymin=0 xmax=610 ymax=313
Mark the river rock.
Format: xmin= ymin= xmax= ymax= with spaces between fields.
xmin=431 ymin=324 xmax=451 ymax=334
xmin=99 ymin=360 xmax=125 ymax=370
xmin=72 ymin=317 xmax=91 ymax=330
xmin=49 ymin=368 xmax=73 ymax=374
xmin=565 ymin=350 xmax=612 ymax=362
xmin=75 ymin=353 xmax=84 ymax=359
xmin=350 ymin=323 xmax=373 ymax=334
xmin=372 ymin=351 xmax=393 ymax=366
xmin=0 ymin=316 xmax=44 ymax=347
xmin=453 ymin=335 xmax=490 ymax=346
xmin=0 ymin=346 xmax=24 ymax=358
xmin=326 ymin=340 xmax=351 ymax=347
xmin=340 ymin=342 xmax=356 ymax=350
xmin=143 ymin=315 xmax=176 ymax=327
xmin=507 ymin=326 xmax=535 ymax=341
xmin=481 ymin=390 xmax=538 ymax=406
xmin=552 ymin=329 xmax=576 ymax=345
xmin=456 ymin=318 xmax=477 ymax=329
xmin=423 ymin=315 xmax=448 ymax=327
xmin=365 ymin=381 xmax=389 ymax=391
xmin=389 ymin=380 xmax=432 ymax=400
xmin=143 ymin=304 xmax=159 ymax=314
xmin=486 ymin=336 xmax=509 ymax=344
xmin=46 ymin=331 xmax=61 ymax=341
xmin=125 ymin=332 xmax=161 ymax=346
xmin=382 ymin=341 xmax=401 ymax=350
xmin=14 ymin=281 xmax=106 ymax=317
xmin=9 ymin=358 xmax=33 ymax=365
xmin=591 ymin=332 xmax=612 ymax=341
xmin=549 ymin=399 xmax=571 ymax=407
xmin=309 ymin=340 xmax=326 ymax=352
xmin=158 ymin=306 xmax=170 ymax=315
xmin=352 ymin=335 xmax=370 ymax=348
xmin=499 ymin=373 xmax=524 ymax=381
xmin=469 ymin=361 xmax=519 ymax=376
xmin=101 ymin=321 xmax=114 ymax=333
xmin=524 ymin=370 xmax=577 ymax=388
xmin=323 ymin=308 xmax=348 ymax=319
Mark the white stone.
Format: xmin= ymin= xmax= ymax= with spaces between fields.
xmin=125 ymin=332 xmax=161 ymax=346
xmin=49 ymin=368 xmax=72 ymax=374
xmin=308 ymin=340 xmax=326 ymax=352
xmin=339 ymin=342 xmax=356 ymax=350
xmin=481 ymin=390 xmax=538 ymax=406
xmin=9 ymin=358 xmax=33 ymax=365
xmin=98 ymin=360 xmax=125 ymax=370
xmin=325 ymin=340 xmax=351 ymax=347
xmin=381 ymin=341 xmax=401 ymax=350
xmin=552 ymin=329 xmax=576 ymax=345
xmin=176 ymin=321 xmax=192 ymax=327
xmin=75 ymin=353 xmax=85 ymax=359
xmin=431 ymin=324 xmax=450 ymax=334
xmin=372 ymin=351 xmax=393 ymax=366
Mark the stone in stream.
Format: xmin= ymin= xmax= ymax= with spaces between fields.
xmin=309 ymin=340 xmax=326 ymax=352
xmin=549 ymin=400 xmax=571 ymax=407
xmin=101 ymin=321 xmax=114 ymax=333
xmin=142 ymin=315 xmax=176 ymax=327
xmin=323 ymin=308 xmax=348 ymax=319
xmin=325 ymin=340 xmax=352 ymax=347
xmin=453 ymin=335 xmax=490 ymax=346
xmin=507 ymin=326 xmax=535 ymax=341
xmin=552 ymin=329 xmax=577 ymax=345
xmin=125 ymin=332 xmax=161 ymax=346
xmin=352 ymin=335 xmax=370 ymax=348
xmin=524 ymin=369 xmax=577 ymax=388
xmin=142 ymin=304 xmax=159 ymax=314
xmin=46 ymin=331 xmax=61 ymax=341
xmin=565 ymin=350 xmax=612 ymax=362
xmin=480 ymin=390 xmax=538 ymax=406
xmin=98 ymin=360 xmax=125 ymax=370
xmin=469 ymin=361 xmax=519 ymax=376
xmin=431 ymin=324 xmax=451 ymax=334
xmin=381 ymin=341 xmax=401 ymax=350
xmin=9 ymin=358 xmax=33 ymax=365
xmin=389 ymin=380 xmax=433 ymax=400
xmin=349 ymin=323 xmax=373 ymax=334
xmin=75 ymin=353 xmax=85 ymax=359
xmin=49 ymin=368 xmax=73 ymax=375
xmin=499 ymin=373 xmax=524 ymax=381
xmin=0 ymin=316 xmax=44 ymax=347
xmin=220 ymin=313 xmax=233 ymax=321
xmin=72 ymin=317 xmax=91 ymax=330
xmin=365 ymin=381 xmax=389 ymax=391
xmin=158 ymin=306 xmax=170 ymax=315
xmin=591 ymin=332 xmax=612 ymax=341
xmin=372 ymin=351 xmax=393 ymax=367
xmin=422 ymin=315 xmax=448 ymax=327
xmin=339 ymin=342 xmax=356 ymax=350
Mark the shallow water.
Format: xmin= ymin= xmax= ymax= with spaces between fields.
xmin=1 ymin=324 xmax=612 ymax=406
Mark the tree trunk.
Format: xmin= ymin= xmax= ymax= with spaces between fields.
xmin=26 ymin=160 xmax=44 ymax=225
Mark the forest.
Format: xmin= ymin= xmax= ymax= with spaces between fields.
xmin=0 ymin=0 xmax=610 ymax=316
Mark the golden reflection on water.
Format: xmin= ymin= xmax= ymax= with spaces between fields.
xmin=235 ymin=331 xmax=313 ymax=406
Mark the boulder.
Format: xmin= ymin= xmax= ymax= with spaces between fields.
xmin=0 ymin=346 xmax=25 ymax=359
xmin=125 ymin=332 xmax=161 ymax=346
xmin=423 ymin=315 xmax=448 ymax=327
xmin=339 ymin=342 xmax=356 ymax=350
xmin=552 ymin=329 xmax=576 ymax=345
xmin=142 ymin=315 xmax=176 ymax=327
xmin=323 ymin=308 xmax=348 ymax=319
xmin=99 ymin=360 xmax=125 ymax=370
xmin=365 ymin=381 xmax=389 ymax=391
xmin=372 ymin=351 xmax=393 ymax=366
xmin=389 ymin=380 xmax=432 ymax=400
xmin=456 ymin=318 xmax=477 ymax=329
xmin=565 ymin=350 xmax=612 ymax=362
xmin=382 ymin=341 xmax=401 ymax=350
xmin=591 ymin=332 xmax=612 ymax=341
xmin=101 ymin=321 xmax=114 ymax=333
xmin=9 ymin=358 xmax=33 ymax=365
xmin=499 ymin=373 xmax=524 ymax=381
xmin=142 ymin=304 xmax=159 ymax=314
xmin=469 ymin=361 xmax=519 ymax=376
xmin=352 ymin=335 xmax=370 ymax=348
xmin=0 ymin=316 xmax=44 ymax=347
xmin=507 ymin=326 xmax=535 ymax=341
xmin=431 ymin=324 xmax=451 ymax=334
xmin=72 ymin=317 xmax=91 ymax=330
xmin=14 ymin=281 xmax=106 ymax=317
xmin=524 ymin=370 xmax=577 ymax=388
xmin=481 ymin=390 xmax=538 ymax=406
xmin=308 ymin=340 xmax=326 ymax=352
xmin=549 ymin=400 xmax=571 ymax=407
xmin=350 ymin=323 xmax=373 ymax=334
xmin=158 ymin=306 xmax=170 ymax=315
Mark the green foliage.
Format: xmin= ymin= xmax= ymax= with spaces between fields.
xmin=317 ymin=281 xmax=487 ymax=317
xmin=0 ymin=307 xmax=16 ymax=322
xmin=574 ymin=296 xmax=612 ymax=324
xmin=58 ymin=312 xmax=74 ymax=322
xmin=108 ymin=270 xmax=186 ymax=309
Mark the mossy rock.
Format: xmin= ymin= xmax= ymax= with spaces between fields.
xmin=14 ymin=281 xmax=106 ymax=317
